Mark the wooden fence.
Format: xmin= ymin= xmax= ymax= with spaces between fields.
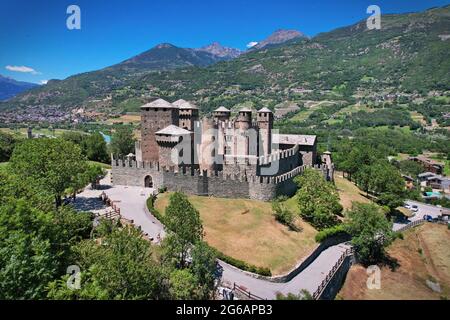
xmin=232 ymin=283 xmax=267 ymax=301
xmin=395 ymin=219 xmax=426 ymax=233
xmin=98 ymin=192 xmax=134 ymax=226
xmin=312 ymin=246 xmax=354 ymax=300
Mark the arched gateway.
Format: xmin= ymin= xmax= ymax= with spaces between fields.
xmin=144 ymin=175 xmax=153 ymax=188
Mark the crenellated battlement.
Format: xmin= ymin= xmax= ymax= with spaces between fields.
xmin=113 ymin=98 xmax=324 ymax=201
xmin=112 ymin=156 xmax=333 ymax=188
xmin=258 ymin=144 xmax=299 ymax=166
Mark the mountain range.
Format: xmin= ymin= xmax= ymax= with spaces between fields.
xmin=0 ymin=75 xmax=39 ymax=101
xmin=1 ymin=5 xmax=449 ymax=114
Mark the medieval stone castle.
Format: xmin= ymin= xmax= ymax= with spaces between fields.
xmin=112 ymin=98 xmax=333 ymax=201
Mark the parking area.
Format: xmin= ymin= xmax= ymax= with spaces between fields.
xmin=393 ymin=200 xmax=446 ymax=231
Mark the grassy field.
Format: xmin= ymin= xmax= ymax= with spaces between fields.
xmin=334 ymin=173 xmax=372 ymax=211
xmin=410 ymin=111 xmax=427 ymax=125
xmin=338 ymin=223 xmax=450 ymax=300
xmin=392 ymin=153 xmax=410 ymax=161
xmin=429 ymin=156 xmax=450 ymax=177
xmin=0 ymin=127 xmax=85 ymax=138
xmin=290 ymin=101 xmax=337 ymax=121
xmin=335 ymin=104 xmax=373 ymax=116
xmin=154 ymin=193 xmax=318 ymax=275
xmin=104 ymin=114 xmax=141 ymax=124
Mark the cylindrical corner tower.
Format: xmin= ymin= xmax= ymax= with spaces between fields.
xmin=199 ymin=117 xmax=218 ymax=173
xmin=257 ymin=107 xmax=273 ymax=156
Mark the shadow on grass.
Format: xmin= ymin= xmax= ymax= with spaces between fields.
xmin=380 ymin=254 xmax=400 ymax=272
xmin=359 ymin=253 xmax=400 ymax=272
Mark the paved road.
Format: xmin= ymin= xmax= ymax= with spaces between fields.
xmin=219 ymin=243 xmax=352 ymax=299
xmin=75 ymin=175 xmax=443 ymax=299
xmin=104 ymin=185 xmax=166 ymax=242
xmin=393 ymin=200 xmax=444 ymax=231
xmin=75 ymin=175 xmax=352 ymax=299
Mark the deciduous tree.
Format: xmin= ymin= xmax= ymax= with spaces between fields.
xmin=110 ymin=126 xmax=135 ymax=157
xmin=9 ymin=138 xmax=87 ymax=207
xmin=164 ymin=192 xmax=203 ymax=268
xmin=294 ymin=169 xmax=342 ymax=230
xmin=344 ymin=203 xmax=394 ymax=265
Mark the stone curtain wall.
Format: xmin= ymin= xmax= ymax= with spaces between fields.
xmin=258 ymin=145 xmax=301 ymax=177
xmin=111 ymin=160 xmax=163 ymax=188
xmin=112 ymin=160 xmax=333 ymax=201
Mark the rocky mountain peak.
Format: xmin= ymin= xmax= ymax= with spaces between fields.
xmin=154 ymin=43 xmax=177 ymax=49
xmin=196 ymin=42 xmax=242 ymax=59
xmin=253 ymin=29 xmax=308 ymax=50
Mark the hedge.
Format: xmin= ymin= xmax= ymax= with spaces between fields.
xmin=146 ymin=195 xmax=165 ymax=224
xmin=208 ymin=245 xmax=272 ymax=277
xmin=315 ymin=224 xmax=349 ymax=243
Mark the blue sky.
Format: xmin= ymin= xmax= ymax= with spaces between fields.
xmin=0 ymin=0 xmax=449 ymax=84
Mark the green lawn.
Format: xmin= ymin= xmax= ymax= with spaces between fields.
xmin=290 ymin=101 xmax=337 ymax=121
xmin=0 ymin=127 xmax=86 ymax=138
xmin=431 ymin=158 xmax=450 ymax=176
xmin=155 ymin=193 xmax=318 ymax=275
xmin=88 ymin=161 xmax=112 ymax=170
xmin=335 ymin=104 xmax=373 ymax=116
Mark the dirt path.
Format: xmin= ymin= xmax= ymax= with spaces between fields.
xmin=417 ymin=229 xmax=449 ymax=285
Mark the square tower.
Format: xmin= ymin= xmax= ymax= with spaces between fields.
xmin=140 ymin=99 xmax=179 ymax=162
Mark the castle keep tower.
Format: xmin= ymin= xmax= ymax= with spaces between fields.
xmin=140 ymin=99 xmax=179 ymax=162
xmin=257 ymin=107 xmax=273 ymax=157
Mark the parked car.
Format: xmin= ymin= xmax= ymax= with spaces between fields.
xmin=411 ymin=205 xmax=419 ymax=213
xmin=404 ymin=203 xmax=412 ymax=210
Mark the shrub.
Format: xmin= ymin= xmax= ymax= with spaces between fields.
xmin=158 ymin=186 xmax=167 ymax=194
xmin=272 ymin=200 xmax=299 ymax=231
xmin=315 ymin=224 xmax=349 ymax=243
xmin=207 ymin=245 xmax=272 ymax=277
xmin=146 ymin=195 xmax=165 ymax=224
xmin=276 ymin=289 xmax=313 ymax=300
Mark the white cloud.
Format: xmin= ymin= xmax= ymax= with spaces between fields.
xmin=246 ymin=41 xmax=258 ymax=48
xmin=5 ymin=65 xmax=39 ymax=74
xmin=39 ymin=80 xmax=48 ymax=85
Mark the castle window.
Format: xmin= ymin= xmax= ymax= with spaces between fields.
xmin=225 ymin=135 xmax=233 ymax=142
xmin=225 ymin=146 xmax=232 ymax=155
